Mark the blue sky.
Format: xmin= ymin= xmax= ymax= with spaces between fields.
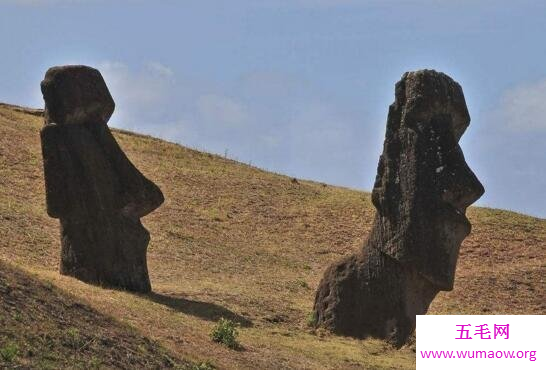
xmin=1 ymin=0 xmax=545 ymax=217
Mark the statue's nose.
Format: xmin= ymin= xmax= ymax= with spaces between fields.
xmin=441 ymin=157 xmax=485 ymax=213
xmin=459 ymin=168 xmax=485 ymax=209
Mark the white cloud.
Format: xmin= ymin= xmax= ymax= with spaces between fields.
xmin=197 ymin=94 xmax=249 ymax=128
xmin=97 ymin=61 xmax=174 ymax=129
xmin=145 ymin=62 xmax=174 ymax=78
xmin=99 ymin=61 xmax=171 ymax=104
xmin=499 ymin=78 xmax=546 ymax=131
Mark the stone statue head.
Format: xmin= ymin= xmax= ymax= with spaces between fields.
xmin=41 ymin=65 xmax=115 ymax=126
xmin=371 ymin=70 xmax=484 ymax=290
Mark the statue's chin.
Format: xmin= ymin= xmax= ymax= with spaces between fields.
xmin=414 ymin=202 xmax=471 ymax=291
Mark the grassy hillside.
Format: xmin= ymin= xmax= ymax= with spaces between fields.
xmin=0 ymin=103 xmax=544 ymax=369
xmin=0 ymin=261 xmax=189 ymax=369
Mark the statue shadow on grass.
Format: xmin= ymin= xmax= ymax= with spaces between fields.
xmin=144 ymin=292 xmax=253 ymax=328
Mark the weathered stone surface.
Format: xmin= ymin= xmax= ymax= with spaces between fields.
xmin=313 ymin=70 xmax=484 ymax=346
xmin=41 ymin=65 xmax=115 ymax=126
xmin=40 ymin=65 xmax=164 ymax=293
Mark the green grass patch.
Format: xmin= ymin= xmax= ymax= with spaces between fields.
xmin=210 ymin=318 xmax=239 ymax=349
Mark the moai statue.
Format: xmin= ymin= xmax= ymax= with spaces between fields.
xmin=313 ymin=70 xmax=484 ymax=346
xmin=40 ymin=65 xmax=164 ymax=293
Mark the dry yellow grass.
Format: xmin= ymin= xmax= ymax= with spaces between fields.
xmin=0 ymin=261 xmax=190 ymax=369
xmin=0 ymin=103 xmax=544 ymax=369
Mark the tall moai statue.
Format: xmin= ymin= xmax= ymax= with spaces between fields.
xmin=40 ymin=65 xmax=164 ymax=293
xmin=313 ymin=70 xmax=484 ymax=346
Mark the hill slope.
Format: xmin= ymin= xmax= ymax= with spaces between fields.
xmin=0 ymin=103 xmax=544 ymax=369
xmin=0 ymin=260 xmax=189 ymax=369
